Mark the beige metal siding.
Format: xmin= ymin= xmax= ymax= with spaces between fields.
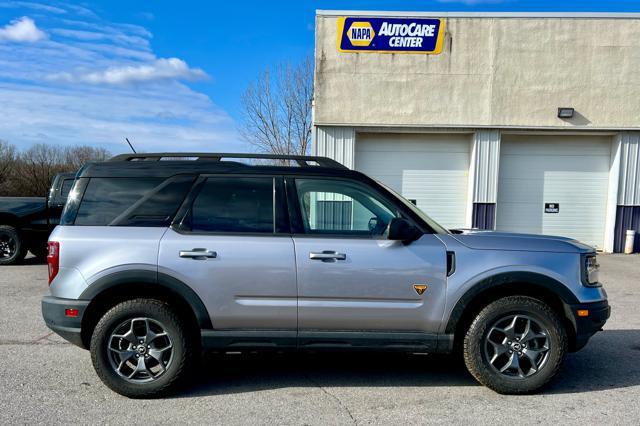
xmin=618 ymin=132 xmax=640 ymax=205
xmin=472 ymin=130 xmax=501 ymax=203
xmin=313 ymin=126 xmax=356 ymax=169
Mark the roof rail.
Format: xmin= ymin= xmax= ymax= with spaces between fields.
xmin=108 ymin=152 xmax=347 ymax=169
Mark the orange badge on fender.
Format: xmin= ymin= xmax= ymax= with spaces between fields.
xmin=413 ymin=284 xmax=428 ymax=295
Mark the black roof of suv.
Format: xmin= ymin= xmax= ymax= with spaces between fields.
xmin=80 ymin=153 xmax=355 ymax=179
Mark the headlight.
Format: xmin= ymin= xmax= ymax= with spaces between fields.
xmin=582 ymin=254 xmax=600 ymax=287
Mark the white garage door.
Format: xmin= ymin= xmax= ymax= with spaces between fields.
xmin=496 ymin=135 xmax=611 ymax=249
xmin=355 ymin=133 xmax=470 ymax=229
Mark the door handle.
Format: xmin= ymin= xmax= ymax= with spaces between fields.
xmin=179 ymin=248 xmax=217 ymax=259
xmin=309 ymin=251 xmax=346 ymax=261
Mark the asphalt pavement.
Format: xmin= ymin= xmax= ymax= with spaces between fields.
xmin=1 ymin=255 xmax=639 ymax=425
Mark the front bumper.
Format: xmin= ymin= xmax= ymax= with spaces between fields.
xmin=41 ymin=296 xmax=90 ymax=348
xmin=568 ymin=299 xmax=610 ymax=351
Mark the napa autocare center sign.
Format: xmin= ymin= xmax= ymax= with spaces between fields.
xmin=337 ymin=16 xmax=445 ymax=54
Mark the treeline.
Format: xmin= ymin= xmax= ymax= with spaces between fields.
xmin=0 ymin=141 xmax=110 ymax=197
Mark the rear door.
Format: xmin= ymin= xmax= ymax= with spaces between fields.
xmin=288 ymin=176 xmax=448 ymax=342
xmin=158 ymin=176 xmax=297 ymax=333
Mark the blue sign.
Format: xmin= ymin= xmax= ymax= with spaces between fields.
xmin=337 ymin=17 xmax=445 ymax=54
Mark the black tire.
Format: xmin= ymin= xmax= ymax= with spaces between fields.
xmin=90 ymin=299 xmax=197 ymax=398
xmin=0 ymin=225 xmax=27 ymax=265
xmin=463 ymin=296 xmax=567 ymax=394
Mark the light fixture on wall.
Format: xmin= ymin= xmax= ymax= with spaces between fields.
xmin=557 ymin=107 xmax=575 ymax=119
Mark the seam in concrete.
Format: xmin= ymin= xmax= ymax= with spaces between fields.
xmin=303 ymin=373 xmax=357 ymax=425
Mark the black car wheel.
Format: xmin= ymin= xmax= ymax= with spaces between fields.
xmin=463 ymin=296 xmax=567 ymax=394
xmin=0 ymin=225 xmax=27 ymax=265
xmin=90 ymin=299 xmax=197 ymax=398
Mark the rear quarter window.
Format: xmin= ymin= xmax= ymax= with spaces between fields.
xmin=71 ymin=176 xmax=195 ymax=226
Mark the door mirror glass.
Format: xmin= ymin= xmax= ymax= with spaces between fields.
xmin=387 ymin=217 xmax=422 ymax=243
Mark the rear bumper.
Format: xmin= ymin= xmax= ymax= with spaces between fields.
xmin=568 ymin=299 xmax=610 ymax=351
xmin=41 ymin=296 xmax=89 ymax=348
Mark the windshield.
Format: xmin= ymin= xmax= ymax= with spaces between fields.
xmin=376 ymin=180 xmax=450 ymax=235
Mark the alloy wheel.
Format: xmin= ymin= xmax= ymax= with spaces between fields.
xmin=483 ymin=314 xmax=551 ymax=379
xmin=107 ymin=317 xmax=174 ymax=383
xmin=0 ymin=233 xmax=16 ymax=259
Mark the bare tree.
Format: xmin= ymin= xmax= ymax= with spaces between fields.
xmin=63 ymin=145 xmax=111 ymax=170
xmin=240 ymin=56 xmax=313 ymax=156
xmin=1 ymin=143 xmax=112 ymax=197
xmin=0 ymin=140 xmax=16 ymax=195
xmin=14 ymin=144 xmax=67 ymax=196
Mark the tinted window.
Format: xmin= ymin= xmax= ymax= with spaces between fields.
xmin=190 ymin=177 xmax=274 ymax=233
xmin=111 ymin=175 xmax=196 ymax=226
xmin=295 ymin=179 xmax=397 ymax=236
xmin=75 ymin=178 xmax=162 ymax=225
xmin=60 ymin=179 xmax=74 ymax=198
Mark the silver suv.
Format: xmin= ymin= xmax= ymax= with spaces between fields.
xmin=42 ymin=153 xmax=610 ymax=398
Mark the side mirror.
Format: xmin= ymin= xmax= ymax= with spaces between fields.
xmin=387 ymin=217 xmax=423 ymax=244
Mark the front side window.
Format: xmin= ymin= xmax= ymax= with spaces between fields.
xmin=294 ymin=178 xmax=398 ymax=236
xmin=189 ymin=177 xmax=274 ymax=233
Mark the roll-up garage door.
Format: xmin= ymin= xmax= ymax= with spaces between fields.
xmin=496 ymin=135 xmax=611 ymax=249
xmin=355 ymin=133 xmax=470 ymax=229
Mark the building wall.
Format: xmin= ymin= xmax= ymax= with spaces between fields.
xmin=314 ymin=12 xmax=640 ymax=252
xmin=314 ymin=14 xmax=640 ymax=129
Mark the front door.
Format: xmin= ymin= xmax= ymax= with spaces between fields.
xmin=289 ymin=177 xmax=447 ymax=340
xmin=158 ymin=176 xmax=297 ymax=332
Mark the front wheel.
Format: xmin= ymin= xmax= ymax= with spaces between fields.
xmin=90 ymin=299 xmax=197 ymax=398
xmin=463 ymin=296 xmax=567 ymax=394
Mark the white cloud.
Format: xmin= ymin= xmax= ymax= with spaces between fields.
xmin=0 ymin=16 xmax=47 ymax=42
xmin=50 ymin=28 xmax=151 ymax=48
xmin=0 ymin=3 xmax=243 ymax=153
xmin=0 ymin=1 xmax=67 ymax=15
xmin=0 ymin=82 xmax=241 ymax=153
xmin=50 ymin=57 xmax=208 ymax=86
xmin=436 ymin=0 xmax=510 ymax=4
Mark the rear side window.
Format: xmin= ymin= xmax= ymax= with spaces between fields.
xmin=60 ymin=179 xmax=74 ymax=198
xmin=188 ymin=177 xmax=274 ymax=233
xmin=72 ymin=176 xmax=195 ymax=226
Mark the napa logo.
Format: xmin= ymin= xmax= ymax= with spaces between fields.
xmin=346 ymin=21 xmax=375 ymax=47
xmin=337 ymin=16 xmax=445 ymax=54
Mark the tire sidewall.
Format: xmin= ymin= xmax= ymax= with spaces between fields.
xmin=465 ymin=297 xmax=566 ymax=394
xmin=91 ymin=300 xmax=190 ymax=398
xmin=0 ymin=226 xmax=25 ymax=266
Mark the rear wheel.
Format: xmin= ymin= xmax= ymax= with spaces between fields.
xmin=463 ymin=296 xmax=567 ymax=394
xmin=90 ymin=299 xmax=196 ymax=398
xmin=0 ymin=225 xmax=26 ymax=265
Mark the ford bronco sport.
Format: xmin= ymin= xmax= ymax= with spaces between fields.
xmin=42 ymin=153 xmax=610 ymax=398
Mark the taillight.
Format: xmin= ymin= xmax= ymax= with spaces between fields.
xmin=47 ymin=241 xmax=59 ymax=286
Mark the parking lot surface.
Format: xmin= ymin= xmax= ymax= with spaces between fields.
xmin=1 ymin=255 xmax=639 ymax=425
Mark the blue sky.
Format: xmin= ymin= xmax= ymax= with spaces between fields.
xmin=1 ymin=1 xmax=639 ymax=155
